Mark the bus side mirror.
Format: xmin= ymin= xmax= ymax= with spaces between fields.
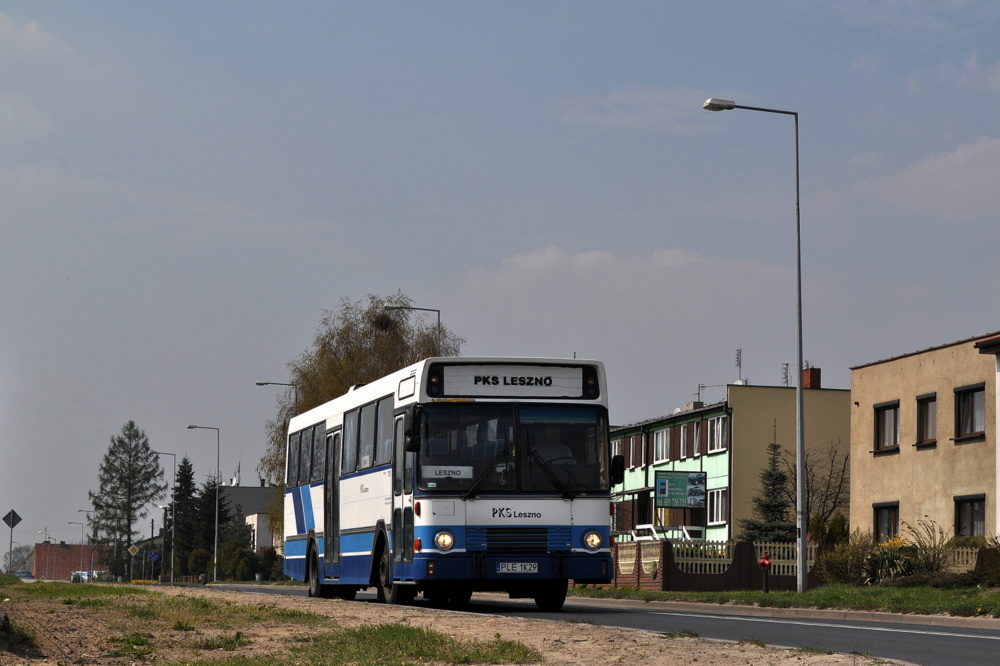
xmin=404 ymin=407 xmax=422 ymax=452
xmin=610 ymin=455 xmax=625 ymax=486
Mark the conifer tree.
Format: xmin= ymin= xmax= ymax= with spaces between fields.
xmin=88 ymin=421 xmax=167 ymax=579
xmin=738 ymin=441 xmax=796 ymax=543
xmin=167 ymin=456 xmax=198 ymax=576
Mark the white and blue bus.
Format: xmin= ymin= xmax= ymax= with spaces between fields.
xmin=283 ymin=357 xmax=624 ymax=611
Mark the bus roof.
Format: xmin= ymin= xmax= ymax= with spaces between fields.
xmin=287 ymin=357 xmax=605 ymax=433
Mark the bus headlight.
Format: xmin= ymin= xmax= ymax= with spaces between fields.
xmin=582 ymin=530 xmax=602 ymax=551
xmin=434 ymin=531 xmax=455 ymax=551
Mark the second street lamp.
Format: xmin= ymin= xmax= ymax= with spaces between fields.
xmin=256 ymin=380 xmax=298 ymax=413
xmin=152 ymin=451 xmax=177 ymax=584
xmin=68 ymin=521 xmax=85 ymax=580
xmin=187 ymin=425 xmax=221 ymax=582
xmin=703 ymin=97 xmax=807 ymax=593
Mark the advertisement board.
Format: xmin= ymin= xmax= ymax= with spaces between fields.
xmin=654 ymin=471 xmax=707 ymax=509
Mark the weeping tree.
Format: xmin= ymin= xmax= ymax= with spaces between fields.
xmin=256 ymin=291 xmax=465 ymax=537
xmin=88 ymin=421 xmax=168 ymax=580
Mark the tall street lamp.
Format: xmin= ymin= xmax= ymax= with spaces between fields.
xmin=153 ymin=450 xmax=177 ymax=584
xmin=384 ymin=305 xmax=441 ymax=356
xmin=37 ymin=528 xmax=53 ymax=579
xmin=187 ymin=425 xmax=221 ymax=582
xmin=255 ymin=381 xmax=298 ymax=413
xmin=78 ymin=509 xmax=94 ymax=580
xmin=68 ymin=521 xmax=85 ymax=580
xmin=703 ymin=97 xmax=807 ymax=593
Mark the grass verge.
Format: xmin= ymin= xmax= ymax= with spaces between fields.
xmin=0 ymin=581 xmax=542 ymax=664
xmin=570 ymin=582 xmax=1000 ymax=617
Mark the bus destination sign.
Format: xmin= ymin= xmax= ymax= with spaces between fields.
xmin=441 ymin=364 xmax=584 ymax=398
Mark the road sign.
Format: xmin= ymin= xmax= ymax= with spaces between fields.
xmin=3 ymin=510 xmax=21 ymax=529
xmin=148 ymin=551 xmax=159 ymax=561
xmin=128 ymin=545 xmax=139 ymax=555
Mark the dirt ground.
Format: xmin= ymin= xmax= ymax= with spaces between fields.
xmin=1 ymin=585 xmax=895 ymax=665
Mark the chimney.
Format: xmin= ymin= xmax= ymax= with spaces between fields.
xmin=802 ymin=367 xmax=821 ymax=389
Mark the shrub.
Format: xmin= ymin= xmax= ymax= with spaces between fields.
xmin=235 ymin=558 xmax=253 ymax=581
xmin=187 ymin=549 xmax=212 ymax=577
xmin=863 ymin=547 xmax=915 ymax=585
xmin=815 ymin=529 xmax=876 ymax=585
xmin=902 ymin=517 xmax=953 ymax=574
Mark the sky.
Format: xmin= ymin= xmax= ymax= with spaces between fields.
xmin=3 ymin=1 xmax=1000 ymax=548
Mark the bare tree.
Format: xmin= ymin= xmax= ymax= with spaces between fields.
xmin=4 ymin=543 xmax=33 ymax=572
xmin=780 ymin=438 xmax=850 ymax=531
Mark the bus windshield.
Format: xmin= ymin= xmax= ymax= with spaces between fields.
xmin=417 ymin=403 xmax=610 ymax=494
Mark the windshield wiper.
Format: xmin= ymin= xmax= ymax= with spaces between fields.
xmin=462 ymin=447 xmax=509 ymax=500
xmin=528 ymin=449 xmax=576 ymax=500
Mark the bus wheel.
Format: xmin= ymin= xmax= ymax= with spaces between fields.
xmin=533 ymin=580 xmax=567 ymax=612
xmin=377 ymin=545 xmax=415 ymax=605
xmin=307 ymin=549 xmax=321 ymax=598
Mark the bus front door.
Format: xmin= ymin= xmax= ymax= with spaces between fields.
xmin=324 ymin=430 xmax=341 ymax=574
xmin=392 ymin=417 xmax=415 ymax=577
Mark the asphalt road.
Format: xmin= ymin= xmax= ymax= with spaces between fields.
xmin=223 ymin=585 xmax=1000 ymax=665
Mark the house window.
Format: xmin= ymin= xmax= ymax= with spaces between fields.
xmin=679 ymin=424 xmax=688 ymax=459
xmin=611 ymin=438 xmax=622 ymax=459
xmin=955 ymin=384 xmax=986 ymax=439
xmin=653 ymin=429 xmax=670 ymax=463
xmin=874 ymin=503 xmax=899 ymax=543
xmin=629 ymin=435 xmax=644 ymax=469
xmin=916 ymin=394 xmax=937 ymax=446
xmin=707 ymin=488 xmax=728 ymax=525
xmin=707 ymin=415 xmax=728 ymax=453
xmin=956 ymin=496 xmax=986 ymax=537
xmin=874 ymin=401 xmax=900 ymax=451
xmin=693 ymin=421 xmax=702 ymax=457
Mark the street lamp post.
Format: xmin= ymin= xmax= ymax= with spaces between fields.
xmin=703 ymin=97 xmax=807 ymax=593
xmin=187 ymin=425 xmax=221 ymax=582
xmin=153 ymin=451 xmax=177 ymax=584
xmin=37 ymin=528 xmax=52 ymax=579
xmin=384 ymin=305 xmax=441 ymax=356
xmin=255 ymin=381 xmax=298 ymax=413
xmin=78 ymin=510 xmax=94 ymax=580
xmin=68 ymin=521 xmax=85 ymax=580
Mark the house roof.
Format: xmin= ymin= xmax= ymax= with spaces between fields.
xmin=851 ymin=330 xmax=1000 ymax=370
xmin=611 ymin=400 xmax=727 ymax=432
xmin=975 ymin=335 xmax=1000 ymax=355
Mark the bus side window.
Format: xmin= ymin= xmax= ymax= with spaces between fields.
xmin=359 ymin=402 xmax=376 ymax=469
xmin=299 ymin=426 xmax=313 ymax=484
xmin=342 ymin=410 xmax=359 ymax=474
xmin=393 ymin=417 xmax=403 ymax=495
xmin=287 ymin=431 xmax=301 ymax=487
xmin=375 ymin=396 xmax=393 ymax=466
xmin=311 ymin=424 xmax=325 ymax=483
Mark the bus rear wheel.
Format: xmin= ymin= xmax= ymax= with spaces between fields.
xmin=308 ymin=548 xmax=334 ymax=599
xmin=533 ymin=580 xmax=567 ymax=612
xmin=377 ymin=544 xmax=415 ymax=605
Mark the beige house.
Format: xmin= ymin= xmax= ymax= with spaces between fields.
xmin=850 ymin=331 xmax=1000 ymax=541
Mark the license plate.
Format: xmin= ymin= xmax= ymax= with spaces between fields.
xmin=497 ymin=562 xmax=538 ymax=574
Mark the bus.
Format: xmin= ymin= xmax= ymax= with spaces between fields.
xmin=283 ymin=357 xmax=624 ymax=611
